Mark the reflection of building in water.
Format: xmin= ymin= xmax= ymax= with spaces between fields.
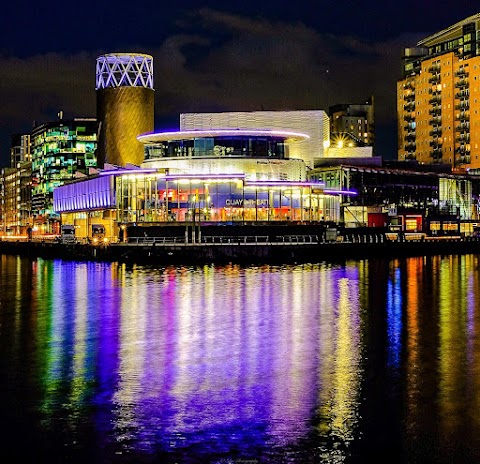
xmin=315 ymin=265 xmax=362 ymax=458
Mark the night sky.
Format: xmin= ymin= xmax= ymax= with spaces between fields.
xmin=0 ymin=1 xmax=477 ymax=166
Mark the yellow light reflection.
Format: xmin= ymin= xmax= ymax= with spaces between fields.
xmin=330 ymin=277 xmax=361 ymax=441
xmin=438 ymin=256 xmax=467 ymax=439
xmin=405 ymin=257 xmax=421 ymax=436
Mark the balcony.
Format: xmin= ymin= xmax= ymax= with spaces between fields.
xmin=455 ymin=68 xmax=469 ymax=77
xmin=456 ymin=154 xmax=471 ymax=165
xmin=429 ymin=95 xmax=442 ymax=104
xmin=456 ymin=134 xmax=470 ymax=143
xmin=431 ymin=147 xmax=443 ymax=159
xmin=404 ymin=113 xmax=415 ymax=122
xmin=429 ymin=74 xmax=441 ymax=84
xmin=455 ymin=123 xmax=470 ymax=132
xmin=455 ymin=101 xmax=470 ymax=110
xmin=405 ymin=132 xmax=416 ymax=141
xmin=429 ymin=128 xmax=442 ymax=137
xmin=430 ymin=139 xmax=442 ymax=147
xmin=455 ymin=78 xmax=469 ymax=88
xmin=455 ymin=111 xmax=469 ymax=121
xmin=403 ymin=102 xmax=416 ymax=111
xmin=404 ymin=142 xmax=416 ymax=151
xmin=455 ymin=90 xmax=470 ymax=99
xmin=428 ymin=64 xmax=441 ymax=73
xmin=429 ymin=107 xmax=442 ymax=116
xmin=429 ymin=116 xmax=442 ymax=125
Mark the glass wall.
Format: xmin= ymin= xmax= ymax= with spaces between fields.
xmin=144 ymin=136 xmax=286 ymax=160
xmin=115 ymin=176 xmax=339 ymax=224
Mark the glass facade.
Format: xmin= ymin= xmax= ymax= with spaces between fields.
xmin=31 ymin=118 xmax=98 ymax=232
xmin=144 ymin=136 xmax=287 ymax=160
xmin=115 ymin=174 xmax=340 ymax=223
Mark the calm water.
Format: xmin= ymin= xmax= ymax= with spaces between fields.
xmin=1 ymin=254 xmax=480 ymax=463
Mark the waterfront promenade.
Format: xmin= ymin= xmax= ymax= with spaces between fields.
xmin=1 ymin=232 xmax=479 ymax=264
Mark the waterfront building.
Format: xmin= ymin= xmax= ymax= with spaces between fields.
xmin=95 ymin=53 xmax=154 ymax=168
xmin=397 ymin=13 xmax=480 ymax=169
xmin=139 ymin=129 xmax=308 ymax=180
xmin=309 ymin=162 xmax=480 ymax=235
xmin=30 ymin=116 xmax=98 ymax=234
xmin=0 ymin=168 xmax=16 ymax=236
xmin=329 ymin=96 xmax=375 ymax=150
xmin=53 ymin=129 xmax=356 ymax=240
xmin=1 ymin=134 xmax=33 ymax=236
xmin=180 ymin=110 xmax=331 ymax=169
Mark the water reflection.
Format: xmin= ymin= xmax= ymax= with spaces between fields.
xmin=1 ymin=254 xmax=480 ymax=462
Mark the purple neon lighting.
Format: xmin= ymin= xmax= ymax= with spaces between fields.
xmin=246 ymin=180 xmax=325 ymax=188
xmin=323 ymin=189 xmax=358 ymax=195
xmin=53 ymin=176 xmax=116 ymax=212
xmin=137 ymin=129 xmax=310 ymax=143
xmin=165 ymin=173 xmax=246 ymax=181
xmin=99 ymin=168 xmax=158 ymax=176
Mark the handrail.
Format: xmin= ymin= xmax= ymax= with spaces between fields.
xmin=126 ymin=235 xmax=321 ymax=245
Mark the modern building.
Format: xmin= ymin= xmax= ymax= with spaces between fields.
xmin=10 ymin=134 xmax=31 ymax=167
xmin=329 ymin=96 xmax=375 ymax=149
xmin=0 ymin=168 xmax=16 ymax=236
xmin=180 ymin=110 xmax=331 ymax=169
xmin=2 ymin=134 xmax=33 ymax=235
xmin=30 ymin=116 xmax=98 ymax=234
xmin=139 ymin=129 xmax=308 ymax=180
xmin=95 ymin=53 xmax=154 ymax=168
xmin=309 ymin=162 xmax=480 ymax=234
xmin=53 ymin=128 xmax=357 ymax=240
xmin=397 ymin=13 xmax=480 ymax=169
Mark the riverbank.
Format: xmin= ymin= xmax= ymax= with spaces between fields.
xmin=1 ymin=235 xmax=479 ymax=265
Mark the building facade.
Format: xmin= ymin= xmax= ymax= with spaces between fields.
xmin=180 ymin=110 xmax=331 ymax=169
xmin=398 ymin=13 xmax=480 ymax=169
xmin=1 ymin=134 xmax=33 ymax=235
xmin=10 ymin=134 xmax=31 ymax=167
xmin=53 ymin=129 xmax=356 ymax=240
xmin=309 ymin=163 xmax=480 ymax=235
xmin=329 ymin=96 xmax=375 ymax=149
xmin=30 ymin=117 xmax=98 ymax=234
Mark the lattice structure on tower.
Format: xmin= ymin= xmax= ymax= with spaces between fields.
xmin=96 ymin=54 xmax=153 ymax=90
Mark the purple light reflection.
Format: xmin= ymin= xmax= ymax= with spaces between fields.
xmin=27 ymin=262 xmax=365 ymax=460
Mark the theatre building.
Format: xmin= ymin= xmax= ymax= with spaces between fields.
xmin=53 ymin=129 xmax=356 ymax=241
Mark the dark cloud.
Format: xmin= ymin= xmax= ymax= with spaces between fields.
xmin=0 ymin=9 xmax=425 ymax=165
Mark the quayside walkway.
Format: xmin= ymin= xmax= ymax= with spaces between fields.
xmin=1 ymin=232 xmax=479 ymax=264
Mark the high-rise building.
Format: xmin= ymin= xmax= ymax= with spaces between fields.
xmin=0 ymin=168 xmax=16 ymax=235
xmin=10 ymin=134 xmax=31 ymax=167
xmin=397 ymin=13 xmax=480 ymax=170
xmin=30 ymin=116 xmax=98 ymax=234
xmin=7 ymin=134 xmax=32 ymax=235
xmin=95 ymin=53 xmax=154 ymax=168
xmin=329 ymin=97 xmax=375 ymax=150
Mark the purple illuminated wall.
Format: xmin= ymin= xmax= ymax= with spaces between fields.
xmin=53 ymin=175 xmax=116 ymax=212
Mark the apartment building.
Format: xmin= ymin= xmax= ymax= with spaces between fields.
xmin=398 ymin=13 xmax=480 ymax=170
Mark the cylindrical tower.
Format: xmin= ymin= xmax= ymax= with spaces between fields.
xmin=96 ymin=53 xmax=154 ymax=167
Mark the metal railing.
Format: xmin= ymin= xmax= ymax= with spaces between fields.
xmin=127 ymin=236 xmax=185 ymax=245
xmin=126 ymin=235 xmax=322 ymax=245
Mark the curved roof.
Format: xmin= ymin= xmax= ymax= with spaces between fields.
xmin=137 ymin=129 xmax=310 ymax=144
